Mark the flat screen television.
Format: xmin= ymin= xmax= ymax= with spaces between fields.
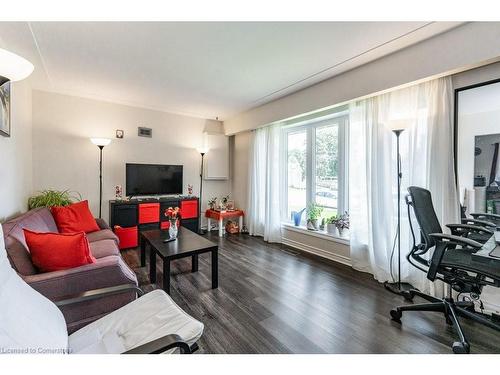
xmin=126 ymin=163 xmax=183 ymax=196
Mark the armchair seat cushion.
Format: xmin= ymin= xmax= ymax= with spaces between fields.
xmin=86 ymin=229 xmax=119 ymax=245
xmin=68 ymin=289 xmax=204 ymax=354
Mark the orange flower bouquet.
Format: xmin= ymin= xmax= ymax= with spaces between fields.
xmin=164 ymin=207 xmax=181 ymax=239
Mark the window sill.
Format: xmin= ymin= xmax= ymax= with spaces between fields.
xmin=281 ymin=223 xmax=350 ymax=245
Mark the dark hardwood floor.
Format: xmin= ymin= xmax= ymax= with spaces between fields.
xmin=121 ymin=232 xmax=500 ymax=354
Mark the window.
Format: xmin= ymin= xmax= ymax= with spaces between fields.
xmin=286 ymin=130 xmax=307 ymax=220
xmin=282 ymin=113 xmax=348 ymax=224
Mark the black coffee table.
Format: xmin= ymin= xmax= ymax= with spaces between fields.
xmin=140 ymin=227 xmax=218 ymax=294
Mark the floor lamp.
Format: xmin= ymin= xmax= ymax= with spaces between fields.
xmin=196 ymin=147 xmax=209 ymax=234
xmin=384 ymin=126 xmax=413 ymax=296
xmin=90 ymin=138 xmax=111 ymax=219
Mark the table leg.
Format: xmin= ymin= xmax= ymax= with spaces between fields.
xmin=207 ymin=218 xmax=211 ymax=232
xmin=149 ymin=244 xmax=156 ymax=284
xmin=163 ymin=260 xmax=171 ymax=294
xmin=218 ymin=218 xmax=224 ymax=237
xmin=140 ymin=235 xmax=146 ymax=267
xmin=192 ymin=254 xmax=198 ymax=272
xmin=211 ymin=248 xmax=218 ymax=289
xmin=239 ymin=215 xmax=243 ymax=233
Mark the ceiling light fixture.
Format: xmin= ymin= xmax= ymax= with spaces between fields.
xmin=0 ymin=48 xmax=34 ymax=82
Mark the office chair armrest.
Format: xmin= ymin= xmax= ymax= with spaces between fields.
xmin=123 ymin=334 xmax=193 ymax=354
xmin=461 ymin=218 xmax=497 ymax=228
xmin=470 ymin=212 xmax=500 ymax=221
xmin=429 ymin=233 xmax=483 ymax=249
xmin=446 ymin=223 xmax=494 ymax=235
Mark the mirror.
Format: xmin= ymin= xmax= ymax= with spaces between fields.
xmin=456 ymin=80 xmax=500 ymax=215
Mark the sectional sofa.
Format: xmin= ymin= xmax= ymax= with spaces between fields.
xmin=2 ymin=207 xmax=138 ymax=333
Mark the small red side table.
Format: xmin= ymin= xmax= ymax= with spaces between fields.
xmin=205 ymin=209 xmax=245 ymax=237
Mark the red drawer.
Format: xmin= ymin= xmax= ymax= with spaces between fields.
xmin=114 ymin=226 xmax=138 ymax=250
xmin=180 ymin=199 xmax=198 ymax=219
xmin=160 ymin=220 xmax=179 ymax=230
xmin=138 ymin=203 xmax=160 ymax=224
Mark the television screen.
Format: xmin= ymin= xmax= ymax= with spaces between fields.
xmin=126 ymin=163 xmax=183 ymax=196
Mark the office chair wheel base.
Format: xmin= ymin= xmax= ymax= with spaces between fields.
xmin=390 ymin=309 xmax=402 ymax=323
xmin=401 ymin=290 xmax=414 ymax=302
xmin=452 ymin=341 xmax=470 ymax=354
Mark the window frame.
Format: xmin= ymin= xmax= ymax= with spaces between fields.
xmin=281 ymin=112 xmax=349 ymax=224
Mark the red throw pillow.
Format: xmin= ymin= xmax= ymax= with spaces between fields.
xmin=23 ymin=229 xmax=96 ymax=272
xmin=51 ymin=200 xmax=100 ymax=234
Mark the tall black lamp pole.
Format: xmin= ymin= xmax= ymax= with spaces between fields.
xmin=196 ymin=147 xmax=209 ymax=234
xmin=91 ymin=138 xmax=111 ymax=219
xmin=384 ymin=128 xmax=412 ymax=296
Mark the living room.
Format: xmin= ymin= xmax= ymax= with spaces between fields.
xmin=1 ymin=1 xmax=500 ymax=373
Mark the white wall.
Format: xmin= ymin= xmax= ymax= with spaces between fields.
xmin=231 ymin=131 xmax=251 ymax=214
xmin=32 ymin=90 xmax=230 ymax=224
xmin=225 ymin=22 xmax=500 ymax=135
xmin=0 ymin=80 xmax=33 ymax=221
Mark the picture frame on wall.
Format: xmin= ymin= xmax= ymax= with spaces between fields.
xmin=0 ymin=80 xmax=11 ymax=137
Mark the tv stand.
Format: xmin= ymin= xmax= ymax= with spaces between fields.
xmin=109 ymin=196 xmax=200 ymax=250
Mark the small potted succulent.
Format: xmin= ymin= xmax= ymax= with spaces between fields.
xmin=306 ymin=203 xmax=323 ymax=231
xmin=335 ymin=212 xmax=350 ymax=237
xmin=326 ymin=214 xmax=340 ymax=236
xmin=208 ymin=197 xmax=217 ymax=210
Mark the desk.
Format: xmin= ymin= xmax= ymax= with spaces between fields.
xmin=206 ymin=209 xmax=244 ymax=237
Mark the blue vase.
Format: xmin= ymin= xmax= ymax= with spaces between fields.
xmin=292 ymin=208 xmax=306 ymax=226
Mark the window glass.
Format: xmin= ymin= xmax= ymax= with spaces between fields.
xmin=315 ymin=124 xmax=339 ymax=218
xmin=287 ymin=130 xmax=307 ymax=222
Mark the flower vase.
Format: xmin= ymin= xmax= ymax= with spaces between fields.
xmin=169 ymin=219 xmax=178 ymax=239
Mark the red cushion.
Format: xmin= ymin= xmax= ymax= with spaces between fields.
xmin=51 ymin=200 xmax=100 ymax=234
xmin=23 ymin=229 xmax=96 ymax=272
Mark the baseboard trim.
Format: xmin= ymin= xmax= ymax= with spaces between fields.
xmin=282 ymin=238 xmax=352 ymax=267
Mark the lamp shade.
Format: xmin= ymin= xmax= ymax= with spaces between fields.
xmin=196 ymin=146 xmax=209 ymax=154
xmin=0 ymin=48 xmax=34 ymax=82
xmin=387 ymin=118 xmax=411 ymax=132
xmin=90 ymin=138 xmax=111 ymax=147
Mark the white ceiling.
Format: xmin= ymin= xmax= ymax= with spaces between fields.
xmin=0 ymin=22 xmax=463 ymax=120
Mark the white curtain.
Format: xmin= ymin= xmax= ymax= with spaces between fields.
xmin=247 ymin=124 xmax=282 ymax=243
xmin=349 ymin=77 xmax=459 ymax=296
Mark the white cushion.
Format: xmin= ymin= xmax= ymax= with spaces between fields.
xmin=0 ymin=226 xmax=69 ymax=354
xmin=68 ymin=289 xmax=204 ymax=354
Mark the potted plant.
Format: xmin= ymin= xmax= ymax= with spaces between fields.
xmin=28 ymin=190 xmax=81 ymax=210
xmin=220 ymin=194 xmax=230 ymax=210
xmin=335 ymin=212 xmax=350 ymax=237
xmin=306 ymin=203 xmax=323 ymax=231
xmin=320 ymin=217 xmax=326 ymax=231
xmin=326 ymin=214 xmax=340 ymax=236
xmin=208 ymin=197 xmax=217 ymax=210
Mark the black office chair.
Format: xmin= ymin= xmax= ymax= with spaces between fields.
xmin=460 ymin=205 xmax=497 ymax=243
xmin=390 ymin=186 xmax=500 ymax=354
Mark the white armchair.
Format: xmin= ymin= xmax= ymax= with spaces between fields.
xmin=0 ymin=226 xmax=203 ymax=354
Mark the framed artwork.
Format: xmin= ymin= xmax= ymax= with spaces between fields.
xmin=226 ymin=200 xmax=235 ymax=210
xmin=0 ymin=80 xmax=11 ymax=137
